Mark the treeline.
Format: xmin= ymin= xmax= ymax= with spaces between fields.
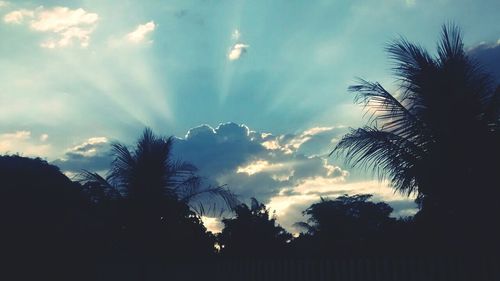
xmin=0 ymin=149 xmax=408 ymax=262
xmin=1 ymin=151 xmax=497 ymax=266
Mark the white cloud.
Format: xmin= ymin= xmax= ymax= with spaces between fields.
xmin=52 ymin=136 xmax=111 ymax=173
xmin=0 ymin=1 xmax=8 ymax=8
xmin=228 ymin=43 xmax=249 ymax=61
xmin=0 ymin=130 xmax=51 ymax=157
xmin=126 ymin=21 xmax=156 ymax=43
xmin=67 ymin=137 xmax=108 ymax=157
xmin=31 ymin=7 xmax=97 ymax=32
xmin=39 ymin=133 xmax=49 ymax=142
xmin=3 ymin=6 xmax=98 ymax=48
xmin=3 ymin=9 xmax=33 ymax=24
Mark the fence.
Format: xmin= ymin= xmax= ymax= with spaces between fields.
xmin=97 ymin=256 xmax=500 ymax=281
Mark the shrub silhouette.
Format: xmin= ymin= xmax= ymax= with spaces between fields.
xmin=292 ymin=194 xmax=403 ymax=256
xmin=218 ymin=198 xmax=291 ymax=257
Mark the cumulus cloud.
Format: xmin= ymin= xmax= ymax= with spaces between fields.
xmin=174 ymin=123 xmax=349 ymax=198
xmin=469 ymin=41 xmax=500 ymax=84
xmin=52 ymin=137 xmax=112 ymax=175
xmin=0 ymin=130 xmax=51 ymax=157
xmin=228 ymin=43 xmax=249 ymax=61
xmin=173 ymin=123 xmax=417 ymax=232
xmin=126 ymin=21 xmax=156 ymax=43
xmin=3 ymin=6 xmax=98 ymax=48
xmin=50 ymin=122 xmax=417 ymax=232
xmin=3 ymin=9 xmax=33 ymax=24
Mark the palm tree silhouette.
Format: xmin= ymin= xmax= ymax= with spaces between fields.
xmin=82 ymin=128 xmax=237 ymax=216
xmin=81 ymin=128 xmax=238 ymax=260
xmin=333 ymin=24 xmax=500 ymax=233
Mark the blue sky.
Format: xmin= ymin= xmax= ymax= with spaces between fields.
xmin=1 ymin=0 xmax=499 ymax=231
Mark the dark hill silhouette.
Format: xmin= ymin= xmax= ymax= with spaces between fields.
xmin=0 ymin=155 xmax=94 ymax=279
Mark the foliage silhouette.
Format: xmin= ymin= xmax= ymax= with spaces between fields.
xmin=218 ymin=198 xmax=292 ymax=257
xmin=80 ymin=128 xmax=238 ymax=261
xmin=332 ymin=24 xmax=500 ymax=241
xmin=292 ymin=194 xmax=405 ymax=256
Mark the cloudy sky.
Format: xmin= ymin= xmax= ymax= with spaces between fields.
xmin=1 ymin=0 xmax=499 ymax=232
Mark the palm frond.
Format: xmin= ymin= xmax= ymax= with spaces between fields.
xmin=387 ymin=37 xmax=435 ymax=87
xmin=348 ymin=79 xmax=428 ymax=142
xmin=333 ymin=127 xmax=422 ymax=195
xmin=438 ymin=23 xmax=464 ymax=63
xmin=293 ymin=221 xmax=315 ymax=234
xmin=107 ymin=142 xmax=135 ymax=189
xmin=77 ymin=170 xmax=122 ymax=199
xmin=386 ymin=36 xmax=438 ymax=107
xmin=181 ymin=183 xmax=239 ymax=216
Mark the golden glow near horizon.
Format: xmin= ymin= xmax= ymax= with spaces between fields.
xmin=236 ymin=160 xmax=285 ymax=176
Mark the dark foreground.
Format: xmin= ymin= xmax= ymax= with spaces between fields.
xmin=8 ymin=256 xmax=499 ymax=281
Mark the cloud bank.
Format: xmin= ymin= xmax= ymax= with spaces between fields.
xmin=469 ymin=41 xmax=500 ymax=84
xmin=174 ymin=123 xmax=417 ymax=231
xmin=53 ymin=122 xmax=418 ymax=232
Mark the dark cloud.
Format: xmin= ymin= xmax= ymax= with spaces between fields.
xmin=52 ymin=137 xmax=112 ymax=175
xmin=172 ymin=122 xmax=349 ymax=202
xmin=173 ymin=123 xmax=265 ymax=177
xmin=469 ymin=42 xmax=500 ymax=84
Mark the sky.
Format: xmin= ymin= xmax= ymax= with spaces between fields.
xmin=1 ymin=0 xmax=499 ymax=232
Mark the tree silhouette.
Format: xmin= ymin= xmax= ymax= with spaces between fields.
xmin=292 ymin=194 xmax=397 ymax=256
xmin=81 ymin=128 xmax=238 ymax=260
xmin=218 ymin=198 xmax=292 ymax=257
xmin=297 ymin=195 xmax=393 ymax=239
xmin=332 ymin=24 xmax=500 ymax=239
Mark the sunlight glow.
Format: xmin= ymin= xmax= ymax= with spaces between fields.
xmin=237 ymin=160 xmax=284 ymax=175
xmin=201 ymin=216 xmax=223 ymax=233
